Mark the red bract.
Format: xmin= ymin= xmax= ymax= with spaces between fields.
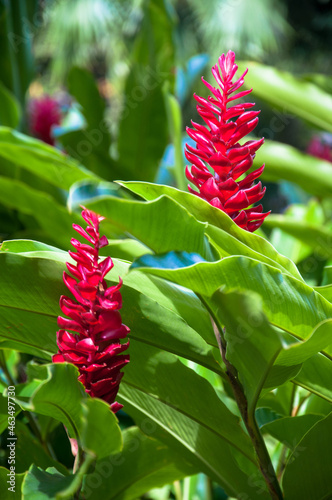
xmin=185 ymin=50 xmax=269 ymax=232
xmin=52 ymin=208 xmax=130 ymax=413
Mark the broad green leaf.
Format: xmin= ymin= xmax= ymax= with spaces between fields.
xmin=117 ymin=75 xmax=168 ymax=182
xmin=81 ymin=399 xmax=122 ymax=460
xmin=131 ymin=252 xmax=332 ymax=339
xmin=211 ymin=291 xmax=332 ymax=412
xmin=117 ymin=342 xmax=268 ymax=499
xmin=261 ymin=415 xmax=323 ymax=450
xmin=101 ymin=239 xmax=153 ymax=261
xmin=0 ymin=239 xmax=64 ymax=254
xmin=119 ymin=181 xmax=302 ymax=279
xmin=264 ymin=215 xmax=332 ymax=259
xmin=241 ymin=61 xmax=332 ymax=131
xmin=0 ymin=127 xmax=99 ymax=190
xmin=282 ymin=412 xmax=332 ymax=499
xmin=0 ymin=175 xmax=82 ymax=249
xmin=83 ymin=427 xmax=198 ymax=500
xmin=0 ymin=466 xmax=25 ymax=499
xmin=85 ymin=195 xmax=210 ymax=258
xmin=0 ymin=82 xmax=21 ymax=128
xmin=254 ymin=139 xmax=332 ymax=198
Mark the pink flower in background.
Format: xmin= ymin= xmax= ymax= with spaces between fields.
xmin=28 ymin=95 xmax=62 ymax=145
xmin=307 ymin=134 xmax=332 ymax=163
xmin=185 ymin=51 xmax=269 ymax=232
xmin=53 ymin=208 xmax=130 ymax=413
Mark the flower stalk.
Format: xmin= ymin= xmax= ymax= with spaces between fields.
xmin=212 ymin=319 xmax=283 ymax=499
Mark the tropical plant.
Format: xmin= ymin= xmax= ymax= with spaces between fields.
xmin=0 ymin=1 xmax=332 ymax=499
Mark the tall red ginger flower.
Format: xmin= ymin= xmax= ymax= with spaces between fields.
xmin=52 ymin=208 xmax=130 ymax=413
xmin=185 ymin=50 xmax=269 ymax=232
xmin=28 ymin=95 xmax=62 ymax=146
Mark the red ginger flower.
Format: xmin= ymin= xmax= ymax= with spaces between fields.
xmin=52 ymin=208 xmax=130 ymax=413
xmin=185 ymin=50 xmax=269 ymax=232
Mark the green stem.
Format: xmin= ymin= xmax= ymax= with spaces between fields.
xmin=211 ymin=323 xmax=283 ymax=499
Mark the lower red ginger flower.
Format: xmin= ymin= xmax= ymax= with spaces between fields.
xmin=28 ymin=95 xmax=62 ymax=146
xmin=185 ymin=50 xmax=269 ymax=232
xmin=52 ymin=208 xmax=130 ymax=413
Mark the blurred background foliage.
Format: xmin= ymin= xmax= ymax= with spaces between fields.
xmin=0 ymin=1 xmax=332 ymax=497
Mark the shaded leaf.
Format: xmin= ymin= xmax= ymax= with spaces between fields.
xmin=82 ymin=427 xmax=198 ymax=500
xmin=282 ymin=412 xmax=332 ymax=500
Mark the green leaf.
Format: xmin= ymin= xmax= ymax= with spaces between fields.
xmin=211 ymin=291 xmax=332 ymax=411
xmin=117 ymin=76 xmax=168 ymax=182
xmin=117 ymin=342 xmax=268 ymax=499
xmin=132 ymin=0 xmax=175 ymax=79
xmin=116 ymin=0 xmax=175 ymax=181
xmin=22 ymin=466 xmax=74 ymax=500
xmin=0 ymin=176 xmax=82 ymax=249
xmin=83 ymin=427 xmax=198 ymax=500
xmin=57 ymin=67 xmax=116 ymax=179
xmin=16 ymin=363 xmax=123 ymax=462
xmin=276 ymin=320 xmax=332 ymax=366
xmin=86 ymin=195 xmax=210 ymax=258
xmin=131 ymin=252 xmax=332 ymax=340
xmin=119 ymin=181 xmax=302 ymax=279
xmin=261 ymin=415 xmax=323 ymax=450
xmin=0 ymin=82 xmax=21 ymax=128
xmin=0 ymin=466 xmax=25 ymax=499
xmin=0 ymin=127 xmax=99 ymax=190
xmin=264 ymin=216 xmax=332 ymax=259
xmin=16 ymin=363 xmax=86 ymax=439
xmin=294 ymin=355 xmax=332 ymax=403
xmin=254 ymin=139 xmax=332 ymax=198
xmin=81 ymin=399 xmax=122 ymax=460
xmin=282 ymin=412 xmax=332 ymax=499
xmin=67 ymin=67 xmax=109 ymax=144
xmin=240 ymin=61 xmax=332 ymax=131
